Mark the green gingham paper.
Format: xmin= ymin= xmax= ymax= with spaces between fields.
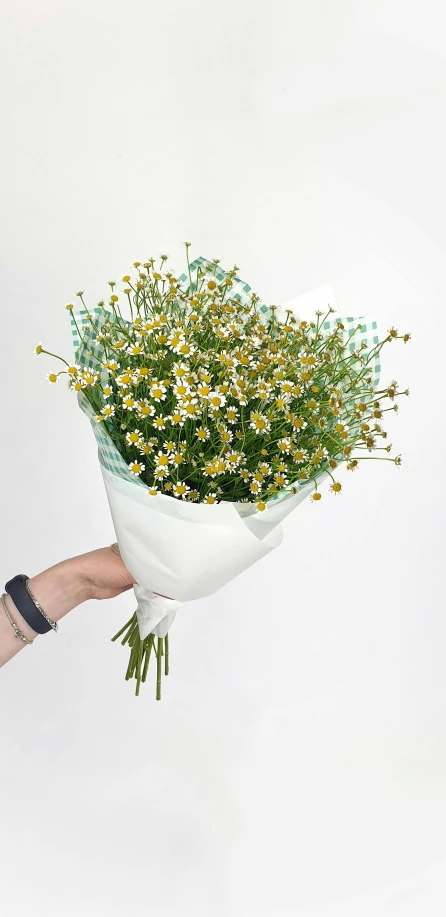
xmin=70 ymin=257 xmax=381 ymax=496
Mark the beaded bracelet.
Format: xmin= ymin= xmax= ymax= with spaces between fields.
xmin=1 ymin=593 xmax=34 ymax=645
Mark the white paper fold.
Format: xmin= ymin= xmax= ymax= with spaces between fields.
xmin=102 ymin=465 xmax=327 ymax=638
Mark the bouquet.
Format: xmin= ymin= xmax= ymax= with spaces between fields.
xmin=37 ymin=246 xmax=410 ymax=698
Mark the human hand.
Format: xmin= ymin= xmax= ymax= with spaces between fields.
xmin=81 ymin=545 xmax=136 ymax=601
xmin=80 ymin=545 xmax=172 ymax=601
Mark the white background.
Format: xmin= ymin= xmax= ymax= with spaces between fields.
xmin=1 ymin=1 xmax=445 ymax=915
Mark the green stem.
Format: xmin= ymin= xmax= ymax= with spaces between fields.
xmin=156 ymin=637 xmax=163 ymax=700
xmin=142 ymin=635 xmax=155 ymax=682
xmin=135 ymin=639 xmax=144 ymax=696
xmin=42 ymin=349 xmax=70 ymax=366
xmin=111 ymin=613 xmax=136 ymax=642
xmin=165 ymin=633 xmax=169 ymax=676
xmin=121 ymin=618 xmax=138 ymax=646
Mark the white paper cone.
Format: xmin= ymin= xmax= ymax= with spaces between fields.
xmin=101 ymin=464 xmax=328 ymax=637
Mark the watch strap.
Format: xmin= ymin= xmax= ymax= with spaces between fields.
xmin=4 ymin=574 xmax=54 ymax=635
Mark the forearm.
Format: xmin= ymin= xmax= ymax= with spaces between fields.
xmin=0 ymin=555 xmax=90 ymax=667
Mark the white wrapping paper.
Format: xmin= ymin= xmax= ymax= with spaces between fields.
xmin=102 ymin=465 xmax=327 ymax=638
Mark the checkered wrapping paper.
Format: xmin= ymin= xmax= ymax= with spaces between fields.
xmin=70 ymin=257 xmax=381 ymax=496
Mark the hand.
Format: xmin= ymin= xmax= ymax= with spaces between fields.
xmin=80 ymin=545 xmax=172 ymax=601
xmin=81 ymin=545 xmax=136 ymax=601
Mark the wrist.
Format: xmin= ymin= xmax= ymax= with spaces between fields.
xmin=28 ymin=555 xmax=90 ymax=625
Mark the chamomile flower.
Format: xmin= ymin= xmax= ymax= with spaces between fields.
xmin=102 ymin=385 xmax=113 ymax=399
xmin=196 ymin=427 xmax=210 ymax=441
xmin=169 ymin=411 xmax=184 ymax=426
xmin=249 ymin=413 xmax=271 ymax=435
xmin=203 ymin=492 xmax=219 ymax=504
xmin=225 ymin=406 xmax=239 ymax=424
xmin=173 ymin=340 xmax=196 ymax=358
xmin=102 ymin=359 xmax=120 ymax=372
xmin=180 ymin=401 xmax=200 ymax=419
xmin=147 ymin=486 xmax=159 ymax=497
xmin=126 ymin=429 xmax=144 ymax=447
xmin=275 ymin=395 xmax=290 ymax=411
xmin=126 ymin=342 xmax=144 ymax=356
xmin=46 ymin=371 xmax=59 ymax=384
xmin=116 ymin=372 xmax=133 ymax=389
xmin=277 ymin=438 xmax=292 ymax=453
xmin=139 ymin=442 xmax=154 ymax=455
xmin=173 ymin=381 xmax=191 ymax=398
xmin=172 ymin=482 xmax=190 ymax=499
xmin=153 ymin=416 xmax=167 ymax=430
xmin=291 ymin=416 xmax=307 ymax=431
xmin=101 ymin=404 xmax=116 ymax=418
xmin=82 ymin=370 xmax=99 ymax=387
xmin=155 ymin=452 xmax=170 ymax=468
xmin=249 ymin=480 xmax=262 ymax=495
xmin=34 ymin=343 xmax=43 ymax=357
xmin=256 ymin=501 xmax=268 ymax=513
xmin=136 ymin=399 xmax=155 ymax=418
xmin=64 ymin=364 xmax=79 ymax=378
xmin=279 ymin=380 xmax=294 ymax=395
xmin=154 ymin=466 xmax=169 ymax=480
xmin=128 ymin=460 xmax=145 ymax=476
xmin=150 ymin=381 xmax=167 ymax=401
xmin=197 ymin=382 xmax=211 ymax=399
xmin=167 ymin=329 xmax=185 ymax=349
xmin=274 ymin=473 xmax=289 ymax=487
xmin=170 ymin=452 xmax=184 ymax=467
xmin=208 ymin=392 xmax=227 ymax=411
xmin=122 ymin=395 xmax=136 ymax=411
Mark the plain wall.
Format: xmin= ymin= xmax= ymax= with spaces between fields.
xmin=1 ymin=2 xmax=445 ymax=915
